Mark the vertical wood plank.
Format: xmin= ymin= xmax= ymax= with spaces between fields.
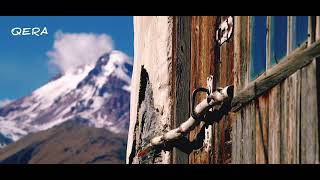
xmin=280 ymin=78 xmax=288 ymax=164
xmin=173 ymin=16 xmax=191 ymax=164
xmin=256 ymin=94 xmax=269 ymax=164
xmin=280 ymin=72 xmax=300 ymax=164
xmin=243 ymin=102 xmax=255 ymax=163
xmin=266 ymin=16 xmax=271 ymax=70
xmin=232 ymin=16 xmax=240 ymax=164
xmin=300 ymin=17 xmax=319 ymax=164
xmin=300 ymin=60 xmax=319 ymax=164
xmin=231 ymin=113 xmax=237 ymax=163
xmin=242 ymin=105 xmax=249 ymax=163
xmin=236 ymin=110 xmax=244 ymax=163
xmin=189 ymin=16 xmax=217 ymax=164
xmin=290 ymin=72 xmax=300 ymax=164
xmin=268 ymin=85 xmax=281 ymax=164
xmin=246 ymin=17 xmax=251 ymax=86
xmin=255 ymin=98 xmax=263 ymax=164
xmin=251 ymin=102 xmax=256 ymax=164
xmin=234 ymin=16 xmax=242 ymax=94
xmin=232 ymin=110 xmax=242 ymax=164
xmin=213 ymin=121 xmax=219 ymax=164
xmin=286 ymin=16 xmax=300 ymax=164
xmin=245 ymin=16 xmax=251 ymax=87
xmin=189 ymin=16 xmax=199 ymax=164
xmin=295 ymin=71 xmax=301 ymax=164
xmin=232 ymin=16 xmax=248 ymax=164
xmin=219 ymin=16 xmax=235 ymax=164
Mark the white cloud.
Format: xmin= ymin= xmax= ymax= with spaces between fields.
xmin=47 ymin=31 xmax=114 ymax=73
xmin=0 ymin=99 xmax=13 ymax=108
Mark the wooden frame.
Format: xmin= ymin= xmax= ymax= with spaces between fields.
xmin=232 ymin=16 xmax=319 ymax=164
xmin=231 ymin=40 xmax=320 ymax=111
xmin=232 ymin=16 xmax=317 ymax=111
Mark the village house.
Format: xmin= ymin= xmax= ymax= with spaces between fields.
xmin=126 ymin=16 xmax=320 ymax=164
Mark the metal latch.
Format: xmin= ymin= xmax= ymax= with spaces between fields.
xmin=216 ymin=16 xmax=233 ymax=46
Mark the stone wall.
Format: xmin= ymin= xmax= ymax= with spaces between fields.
xmin=126 ymin=16 xmax=174 ymax=164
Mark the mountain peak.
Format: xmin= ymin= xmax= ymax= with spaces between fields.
xmin=0 ymin=51 xmax=132 ymax=147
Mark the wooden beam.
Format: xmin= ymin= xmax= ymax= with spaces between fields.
xmin=231 ymin=40 xmax=320 ymax=112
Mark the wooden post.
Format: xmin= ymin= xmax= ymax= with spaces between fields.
xmin=172 ymin=16 xmax=191 ymax=164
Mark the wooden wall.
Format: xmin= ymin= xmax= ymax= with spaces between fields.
xmin=186 ymin=16 xmax=235 ymax=164
xmin=129 ymin=16 xmax=320 ymax=164
xmin=231 ymin=16 xmax=320 ymax=164
xmin=178 ymin=16 xmax=320 ymax=164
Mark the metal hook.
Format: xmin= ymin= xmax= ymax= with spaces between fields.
xmin=191 ymin=87 xmax=209 ymax=121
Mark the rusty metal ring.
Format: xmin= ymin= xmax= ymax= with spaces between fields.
xmin=191 ymin=87 xmax=210 ymax=121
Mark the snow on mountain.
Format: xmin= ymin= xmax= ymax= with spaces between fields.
xmin=0 ymin=50 xmax=132 ymax=147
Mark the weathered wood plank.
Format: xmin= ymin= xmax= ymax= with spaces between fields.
xmin=172 ymin=16 xmax=191 ymax=164
xmin=266 ymin=16 xmax=271 ymax=69
xmin=255 ymin=98 xmax=263 ymax=164
xmin=223 ymin=113 xmax=235 ymax=164
xmin=217 ymin=120 xmax=224 ymax=164
xmin=189 ymin=16 xmax=200 ymax=164
xmin=234 ymin=16 xmax=242 ymax=94
xmin=218 ymin=15 xmax=235 ymax=164
xmin=290 ymin=72 xmax=300 ymax=164
xmin=242 ymin=102 xmax=255 ymax=163
xmin=193 ymin=16 xmax=199 ymax=164
xmin=246 ymin=17 xmax=251 ymax=86
xmin=235 ymin=110 xmax=243 ymax=163
xmin=294 ymin=70 xmax=301 ymax=164
xmin=200 ymin=16 xmax=215 ymax=164
xmin=232 ymin=16 xmax=247 ymax=164
xmin=286 ymin=17 xmax=300 ymax=164
xmin=232 ymin=40 xmax=320 ymax=111
xmin=189 ymin=16 xmax=217 ymax=164
xmin=255 ymin=94 xmax=269 ymax=164
xmin=250 ymin=102 xmax=256 ymax=164
xmin=242 ymin=106 xmax=248 ymax=164
xmin=300 ymin=18 xmax=319 ymax=163
xmin=213 ymin=122 xmax=219 ymax=164
xmin=316 ymin=16 xmax=320 ymax=165
xmin=280 ymin=72 xmax=300 ymax=164
xmin=219 ymin=16 xmax=227 ymax=164
xmin=300 ymin=59 xmax=319 ymax=164
xmin=231 ymin=113 xmax=237 ymax=163
xmin=280 ymin=78 xmax=288 ymax=163
xmin=232 ymin=110 xmax=241 ymax=164
xmin=268 ymin=85 xmax=281 ymax=164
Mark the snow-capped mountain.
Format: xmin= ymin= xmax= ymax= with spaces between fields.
xmin=0 ymin=50 xmax=132 ymax=147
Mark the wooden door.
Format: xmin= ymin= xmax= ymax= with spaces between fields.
xmin=188 ymin=16 xmax=235 ymax=164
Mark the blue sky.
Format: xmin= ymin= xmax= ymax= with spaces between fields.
xmin=0 ymin=16 xmax=133 ymax=101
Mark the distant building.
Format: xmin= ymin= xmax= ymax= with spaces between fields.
xmin=126 ymin=16 xmax=320 ymax=164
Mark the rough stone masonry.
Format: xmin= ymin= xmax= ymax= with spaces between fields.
xmin=126 ymin=16 xmax=174 ymax=164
